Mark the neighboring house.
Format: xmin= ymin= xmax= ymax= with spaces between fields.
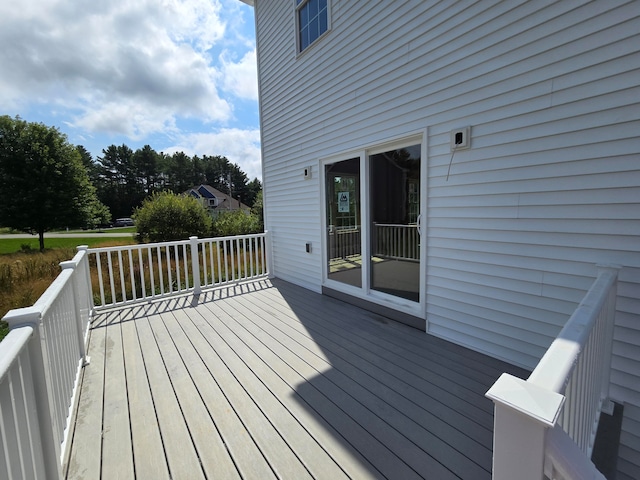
xmin=242 ymin=1 xmax=639 ymax=477
xmin=187 ymin=184 xmax=251 ymax=218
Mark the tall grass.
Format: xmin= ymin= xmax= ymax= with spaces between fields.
xmin=0 ymin=239 xmax=134 ymax=340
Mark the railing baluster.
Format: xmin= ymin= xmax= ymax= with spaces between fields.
xmin=117 ymin=250 xmax=126 ymax=302
xmin=235 ymin=238 xmax=241 ymax=280
xmin=173 ymin=244 xmax=181 ymax=291
xmin=249 ymin=237 xmax=254 ymax=278
xmin=210 ymin=241 xmax=216 ymax=285
xmin=148 ymin=247 xmax=155 ymax=298
xmin=201 ymin=242 xmax=208 ymax=287
xmin=96 ymin=252 xmax=106 ymax=307
xmin=157 ymin=246 xmax=164 ymax=295
xmin=183 ymin=243 xmax=189 ymax=290
xmin=165 ymin=245 xmax=172 ymax=293
xmin=138 ymin=248 xmax=146 ymax=299
xmin=128 ymin=248 xmax=136 ymax=301
xmin=223 ymin=240 xmax=229 ymax=283
xmin=107 ymin=252 xmax=116 ymax=305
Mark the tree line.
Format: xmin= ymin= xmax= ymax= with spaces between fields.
xmin=80 ymin=144 xmax=261 ymax=219
xmin=0 ymin=115 xmax=261 ymax=250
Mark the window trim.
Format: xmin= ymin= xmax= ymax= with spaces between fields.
xmin=295 ymin=0 xmax=331 ymax=55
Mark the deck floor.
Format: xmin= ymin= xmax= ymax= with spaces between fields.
xmin=65 ymin=278 xmax=527 ymax=479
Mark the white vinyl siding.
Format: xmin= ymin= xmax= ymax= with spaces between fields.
xmin=618 ymin=404 xmax=640 ymax=480
xmin=254 ymin=0 xmax=640 ymax=450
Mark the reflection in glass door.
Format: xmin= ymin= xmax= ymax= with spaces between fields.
xmin=325 ymin=158 xmax=361 ymax=287
xmin=369 ymin=144 xmax=421 ymax=302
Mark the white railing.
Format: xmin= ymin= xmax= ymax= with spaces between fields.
xmin=486 ymin=265 xmax=620 ymax=480
xmin=89 ymin=233 xmax=271 ymax=309
xmin=0 ymin=248 xmax=92 ymax=480
xmin=373 ymin=223 xmax=419 ymax=261
xmin=328 ymin=227 xmax=361 ymax=260
xmin=0 ymin=233 xmax=271 ymax=479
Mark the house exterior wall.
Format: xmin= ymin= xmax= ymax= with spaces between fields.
xmin=254 ymin=1 xmax=639 ymax=473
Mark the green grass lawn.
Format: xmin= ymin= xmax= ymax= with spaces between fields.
xmin=0 ymin=236 xmax=136 ymax=254
xmin=54 ymin=226 xmax=137 ymax=234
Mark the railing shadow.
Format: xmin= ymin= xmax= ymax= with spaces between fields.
xmin=267 ymin=279 xmax=529 ymax=479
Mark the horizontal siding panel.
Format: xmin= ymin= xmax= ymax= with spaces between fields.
xmin=618 ymin=404 xmax=640 ymax=480
xmin=427 ymin=290 xmax=563 ymax=342
xmin=429 ymin=227 xmax=639 ymax=252
xmin=427 ymin=246 xmax=613 ymax=279
xmin=427 ymin=280 xmax=574 ymax=327
xmin=430 ymin=217 xmax=640 ymax=236
xmin=427 ymin=315 xmax=540 ymax=369
xmin=428 ymin=169 xmax=640 ymax=196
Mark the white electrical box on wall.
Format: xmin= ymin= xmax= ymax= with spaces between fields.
xmin=303 ymin=165 xmax=312 ymax=179
xmin=450 ymin=126 xmax=471 ymax=152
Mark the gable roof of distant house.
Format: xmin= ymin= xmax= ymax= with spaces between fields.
xmin=187 ymin=184 xmax=251 ymax=211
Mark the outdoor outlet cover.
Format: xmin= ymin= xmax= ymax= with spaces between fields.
xmin=304 ymin=166 xmax=312 ymax=179
xmin=450 ymin=126 xmax=471 ymax=151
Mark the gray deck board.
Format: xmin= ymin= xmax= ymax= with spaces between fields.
xmin=65 ymin=311 xmax=110 ymax=480
xmin=66 ymin=278 xmax=528 ymax=479
xmin=133 ymin=312 xmax=206 ymax=479
xmin=101 ymin=313 xmax=135 ymax=479
xmin=222 ymin=293 xmax=492 ymax=475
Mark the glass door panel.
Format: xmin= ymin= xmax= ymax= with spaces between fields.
xmin=325 ymin=158 xmax=361 ymax=287
xmin=369 ymin=144 xmax=421 ymax=302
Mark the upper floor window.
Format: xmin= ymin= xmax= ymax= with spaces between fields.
xmin=296 ymin=0 xmax=328 ymax=52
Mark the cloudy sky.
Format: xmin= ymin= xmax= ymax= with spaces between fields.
xmin=0 ymin=0 xmax=262 ymax=179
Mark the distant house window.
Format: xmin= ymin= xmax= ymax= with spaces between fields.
xmin=296 ymin=0 xmax=328 ymax=52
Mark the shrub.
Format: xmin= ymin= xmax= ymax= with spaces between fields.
xmin=134 ymin=191 xmax=212 ymax=243
xmin=211 ymin=210 xmax=262 ymax=237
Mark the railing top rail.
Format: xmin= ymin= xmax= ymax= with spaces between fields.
xmin=195 ymin=232 xmax=267 ymax=243
xmin=59 ymin=248 xmax=88 ymax=269
xmin=527 ymin=266 xmax=620 ymax=393
xmin=30 ymin=268 xmax=74 ymax=319
xmin=88 ymin=238 xmax=190 ymax=253
xmin=0 ymin=326 xmax=34 ymax=383
xmin=373 ymin=223 xmax=417 ymax=228
xmin=87 ymin=232 xmax=268 ymax=254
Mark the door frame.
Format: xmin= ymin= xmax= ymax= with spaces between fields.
xmin=320 ymin=129 xmax=428 ymax=324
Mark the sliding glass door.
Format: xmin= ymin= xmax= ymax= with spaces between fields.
xmin=325 ymin=157 xmax=362 ymax=287
xmin=324 ymin=137 xmax=423 ymax=310
xmin=369 ymin=144 xmax=421 ymax=302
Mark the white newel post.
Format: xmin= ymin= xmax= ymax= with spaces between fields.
xmin=265 ymin=230 xmax=274 ymax=278
xmin=59 ymin=259 xmax=90 ymax=367
xmin=596 ymin=264 xmax=619 ymax=414
xmin=5 ymin=308 xmax=63 ymax=480
xmin=189 ymin=236 xmax=202 ymax=295
xmin=77 ymin=245 xmax=95 ymax=315
xmin=486 ymin=373 xmax=565 ymax=480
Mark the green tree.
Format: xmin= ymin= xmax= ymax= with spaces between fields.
xmin=133 ymin=191 xmax=212 ymax=243
xmin=251 ymin=189 xmax=264 ymax=231
xmin=211 ymin=209 xmax=262 ymax=237
xmin=246 ymin=178 xmax=262 ymax=207
xmin=133 ymin=145 xmax=160 ymax=195
xmin=0 ymin=115 xmax=106 ymax=250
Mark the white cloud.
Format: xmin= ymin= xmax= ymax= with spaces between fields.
xmin=167 ymin=128 xmax=262 ymax=180
xmin=221 ymin=49 xmax=259 ymax=101
xmin=0 ymin=0 xmax=234 ymax=138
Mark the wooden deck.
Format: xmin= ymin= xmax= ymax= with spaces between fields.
xmin=65 ymin=278 xmax=527 ymax=479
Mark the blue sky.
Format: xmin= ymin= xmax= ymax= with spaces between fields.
xmin=0 ymin=0 xmax=261 ymax=180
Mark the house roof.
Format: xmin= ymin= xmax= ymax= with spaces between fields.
xmin=238 ymin=0 xmax=253 ymax=6
xmin=187 ymin=184 xmax=251 ymax=211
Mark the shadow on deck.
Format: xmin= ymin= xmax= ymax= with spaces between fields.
xmin=65 ymin=278 xmax=527 ymax=479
